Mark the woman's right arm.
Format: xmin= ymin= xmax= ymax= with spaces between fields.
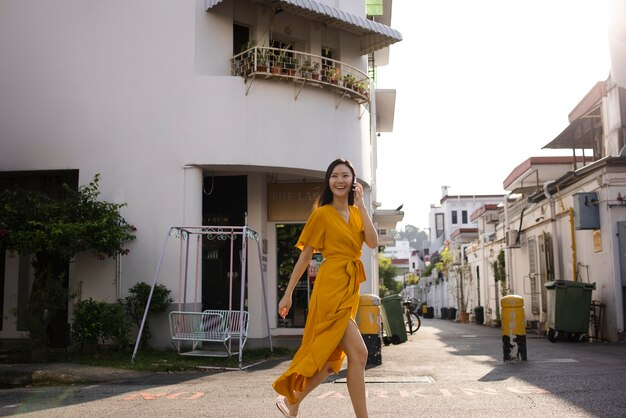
xmin=278 ymin=245 xmax=314 ymax=318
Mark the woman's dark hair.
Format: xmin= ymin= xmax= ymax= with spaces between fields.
xmin=314 ymin=158 xmax=356 ymax=208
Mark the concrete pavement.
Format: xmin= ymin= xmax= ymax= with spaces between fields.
xmin=1 ymin=319 xmax=626 ymax=417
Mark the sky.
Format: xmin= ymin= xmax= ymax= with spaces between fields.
xmin=375 ymin=0 xmax=612 ymax=231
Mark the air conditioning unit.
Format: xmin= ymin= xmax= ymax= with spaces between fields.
xmin=506 ymin=230 xmax=520 ymax=248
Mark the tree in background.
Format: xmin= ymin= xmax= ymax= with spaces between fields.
xmin=404 ymin=272 xmax=420 ymax=286
xmin=435 ymin=246 xmax=453 ymax=278
xmin=379 ymin=255 xmax=402 ymax=296
xmin=0 ymin=174 xmax=135 ymax=359
xmin=393 ymin=224 xmax=429 ymax=252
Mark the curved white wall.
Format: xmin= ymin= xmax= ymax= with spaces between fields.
xmin=0 ymin=0 xmax=375 ymax=345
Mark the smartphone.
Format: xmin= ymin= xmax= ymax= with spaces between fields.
xmin=349 ymin=177 xmax=356 ymax=203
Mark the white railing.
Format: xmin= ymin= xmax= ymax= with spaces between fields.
xmin=231 ymin=47 xmax=370 ymax=103
xmin=508 ymin=198 xmax=532 ymax=220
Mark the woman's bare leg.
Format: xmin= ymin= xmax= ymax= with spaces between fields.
xmin=339 ymin=320 xmax=369 ymax=418
xmin=283 ymin=363 xmax=335 ymax=416
xmin=282 ymin=321 xmax=368 ymax=417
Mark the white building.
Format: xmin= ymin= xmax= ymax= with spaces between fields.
xmin=422 ymin=189 xmax=503 ymax=318
xmin=428 ymin=188 xmax=505 ymax=255
xmin=492 ymin=75 xmax=626 ymax=341
xmin=457 ymin=73 xmax=626 ymax=341
xmin=0 ymin=0 xmax=402 ymax=348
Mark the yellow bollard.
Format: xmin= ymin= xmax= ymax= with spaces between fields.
xmin=500 ymin=295 xmax=527 ymax=362
xmin=356 ymin=294 xmax=382 ymax=365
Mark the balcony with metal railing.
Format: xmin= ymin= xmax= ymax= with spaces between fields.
xmin=231 ymin=47 xmax=370 ymax=105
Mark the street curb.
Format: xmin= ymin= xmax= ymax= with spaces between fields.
xmin=0 ymin=364 xmax=148 ymax=387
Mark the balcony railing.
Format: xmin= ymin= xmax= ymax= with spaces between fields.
xmin=231 ymin=47 xmax=370 ymax=104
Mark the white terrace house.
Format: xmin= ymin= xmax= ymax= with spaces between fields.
xmin=422 ymin=191 xmax=504 ymax=319
xmin=0 ymin=0 xmax=402 ymax=349
xmin=464 ymin=75 xmax=626 ymax=342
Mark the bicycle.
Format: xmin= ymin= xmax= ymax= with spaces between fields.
xmin=403 ymin=297 xmax=421 ymax=334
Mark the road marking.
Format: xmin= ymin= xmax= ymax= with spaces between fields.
xmin=461 ymin=388 xmax=498 ymax=396
xmin=3 ymin=404 xmax=19 ymax=409
xmin=534 ymin=359 xmax=578 ymax=363
xmin=440 ymin=389 xmax=453 ymax=397
xmin=120 ymin=386 xmax=550 ymax=402
xmin=313 ymin=386 xmax=550 ymax=399
xmin=335 ymin=376 xmax=435 ymax=383
xmin=315 ymin=391 xmax=347 ymax=399
xmin=122 ymin=392 xmax=206 ymax=401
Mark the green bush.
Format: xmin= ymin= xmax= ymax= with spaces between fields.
xmin=0 ymin=174 xmax=135 ymax=357
xmin=71 ymin=298 xmax=132 ymax=352
xmin=123 ymin=282 xmax=173 ymax=347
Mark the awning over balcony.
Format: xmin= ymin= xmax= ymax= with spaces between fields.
xmin=542 ymin=108 xmax=602 ymax=149
xmin=206 ymin=0 xmax=402 ymax=54
xmin=543 ymin=82 xmax=605 ymax=150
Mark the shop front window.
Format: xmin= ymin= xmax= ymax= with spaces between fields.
xmin=276 ymin=224 xmax=322 ymax=328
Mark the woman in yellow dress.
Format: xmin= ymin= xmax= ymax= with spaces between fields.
xmin=273 ymin=158 xmax=378 ymax=418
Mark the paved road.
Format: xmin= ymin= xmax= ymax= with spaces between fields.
xmin=1 ymin=319 xmax=625 ymax=417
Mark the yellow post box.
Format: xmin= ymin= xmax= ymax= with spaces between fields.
xmin=501 ymin=295 xmax=527 ymax=361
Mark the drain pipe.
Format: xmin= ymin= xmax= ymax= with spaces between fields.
xmin=568 ymin=208 xmax=577 ymax=281
xmin=544 ymin=181 xmax=562 ymax=280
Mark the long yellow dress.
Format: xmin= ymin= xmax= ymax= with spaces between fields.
xmin=273 ymin=204 xmax=366 ymax=404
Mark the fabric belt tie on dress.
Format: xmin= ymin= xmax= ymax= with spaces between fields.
xmin=325 ymin=256 xmax=365 ymax=293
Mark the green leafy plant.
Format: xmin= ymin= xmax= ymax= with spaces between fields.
xmin=0 ymin=174 xmax=136 ymax=359
xmin=300 ymin=60 xmax=320 ymax=77
xmin=435 ymin=246 xmax=453 ymax=278
xmin=324 ymin=66 xmax=340 ymax=81
xmin=378 ymin=255 xmax=401 ymax=296
xmin=356 ymin=80 xmax=369 ymax=95
xmin=71 ymin=298 xmax=132 ymax=352
xmin=342 ymin=74 xmax=357 ymax=86
xmin=492 ymin=249 xmax=506 ymax=295
xmin=274 ymin=45 xmax=291 ymax=66
xmin=123 ymin=282 xmax=173 ymax=347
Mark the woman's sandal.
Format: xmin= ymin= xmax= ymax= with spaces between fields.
xmin=276 ymin=397 xmax=298 ymax=418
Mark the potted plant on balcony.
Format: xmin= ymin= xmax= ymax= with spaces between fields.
xmin=300 ymin=60 xmax=320 ymax=80
xmin=272 ymin=45 xmax=291 ymax=75
xmin=356 ymin=80 xmax=369 ymax=96
xmin=299 ymin=60 xmax=313 ymax=78
xmin=256 ymin=47 xmax=271 ymax=73
xmin=311 ymin=62 xmax=320 ymax=80
xmin=324 ymin=66 xmax=340 ymax=84
xmin=284 ymin=56 xmax=298 ymax=76
xmin=342 ymin=74 xmax=357 ymax=90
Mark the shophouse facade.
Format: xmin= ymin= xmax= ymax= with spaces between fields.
xmin=0 ymin=0 xmax=402 ymax=348
xmin=446 ymin=75 xmax=626 ymax=342
xmin=493 ymin=75 xmax=626 ymax=342
xmin=424 ymin=3 xmax=626 ymax=340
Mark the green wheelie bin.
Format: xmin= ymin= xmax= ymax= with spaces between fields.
xmin=545 ymin=280 xmax=596 ymax=342
xmin=380 ymin=294 xmax=407 ymax=345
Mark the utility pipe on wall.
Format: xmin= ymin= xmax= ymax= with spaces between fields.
xmin=544 ymin=181 xmax=562 ymax=280
xmin=504 ymin=198 xmax=513 ymax=294
xmin=569 ymin=208 xmax=578 ymax=281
